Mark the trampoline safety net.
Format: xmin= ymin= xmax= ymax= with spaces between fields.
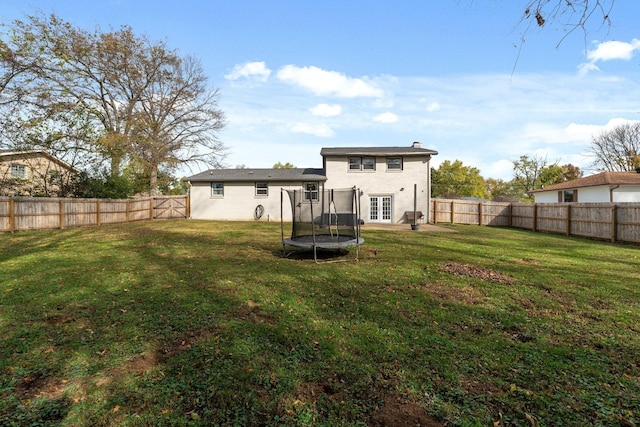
xmin=281 ymin=187 xmax=364 ymax=253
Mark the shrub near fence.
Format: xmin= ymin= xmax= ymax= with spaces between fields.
xmin=430 ymin=199 xmax=640 ymax=244
xmin=0 ymin=196 xmax=188 ymax=233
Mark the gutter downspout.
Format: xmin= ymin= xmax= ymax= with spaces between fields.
xmin=609 ymin=185 xmax=620 ymax=203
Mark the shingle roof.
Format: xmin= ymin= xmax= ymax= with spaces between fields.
xmin=0 ymin=150 xmax=79 ymax=172
xmin=530 ymin=171 xmax=640 ymax=193
xmin=320 ymin=146 xmax=438 ymax=157
xmin=187 ymin=168 xmax=327 ymax=182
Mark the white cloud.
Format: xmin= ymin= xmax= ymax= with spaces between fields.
xmin=290 ymin=123 xmax=335 ymax=137
xmin=579 ymin=39 xmax=640 ymax=75
xmin=587 ymin=39 xmax=640 ymax=62
xmin=372 ymin=112 xmax=398 ymax=123
xmin=309 ymin=103 xmax=342 ymax=117
xmin=225 ymin=61 xmax=271 ymax=81
xmin=426 ymin=102 xmax=441 ymax=112
xmin=277 ymin=65 xmax=383 ymax=98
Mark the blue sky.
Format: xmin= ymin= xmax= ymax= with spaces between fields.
xmin=2 ymin=0 xmax=639 ymax=180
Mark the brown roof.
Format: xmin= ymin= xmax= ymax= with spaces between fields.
xmin=531 ymin=171 xmax=640 ymax=193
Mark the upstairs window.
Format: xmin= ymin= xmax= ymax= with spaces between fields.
xmin=349 ymin=157 xmax=361 ymax=170
xmin=255 ymin=182 xmax=268 ymax=196
xmin=11 ymin=164 xmax=26 ymax=179
xmin=49 ymin=170 xmax=62 ymax=185
xmin=362 ymin=157 xmax=376 ymax=170
xmin=349 ymin=157 xmax=375 ymax=171
xmin=387 ymin=157 xmax=403 ymax=170
xmin=211 ymin=182 xmax=224 ymax=197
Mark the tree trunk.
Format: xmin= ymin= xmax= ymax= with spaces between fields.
xmin=149 ymin=163 xmax=158 ymax=196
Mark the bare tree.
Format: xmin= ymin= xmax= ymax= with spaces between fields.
xmin=590 ymin=122 xmax=640 ymax=172
xmin=521 ymin=0 xmax=614 ymax=45
xmin=131 ymin=55 xmax=226 ymax=195
xmin=2 ymin=13 xmax=226 ymax=194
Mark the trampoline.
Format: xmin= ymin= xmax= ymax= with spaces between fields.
xmin=281 ymin=187 xmax=364 ymax=262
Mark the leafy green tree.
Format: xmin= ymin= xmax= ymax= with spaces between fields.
xmin=273 ymin=162 xmax=295 ymax=169
xmin=485 ymin=178 xmax=522 ymax=202
xmin=72 ymin=171 xmax=134 ymax=199
xmin=431 ymin=160 xmax=488 ymax=199
xmin=510 ymin=156 xmax=583 ymax=201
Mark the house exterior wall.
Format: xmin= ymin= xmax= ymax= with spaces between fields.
xmin=534 ymin=185 xmax=640 ymax=203
xmin=323 ymin=155 xmax=430 ymax=223
xmin=189 ymin=181 xmax=315 ymax=221
xmin=612 ymin=185 xmax=640 ymax=202
xmin=0 ymin=152 xmax=76 ymax=197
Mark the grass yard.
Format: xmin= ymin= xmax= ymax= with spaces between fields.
xmin=0 ymin=220 xmax=638 ymax=426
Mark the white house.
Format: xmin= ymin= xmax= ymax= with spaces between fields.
xmin=531 ymin=171 xmax=640 ymax=203
xmin=188 ymin=142 xmax=438 ymax=223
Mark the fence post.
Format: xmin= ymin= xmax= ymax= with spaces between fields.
xmin=96 ymin=200 xmax=101 ymax=226
xmin=150 ymin=198 xmax=155 ymax=220
xmin=59 ymin=200 xmax=65 ymax=229
xmin=126 ymin=199 xmax=131 ymax=222
xmin=532 ymin=204 xmax=537 ymax=232
xmin=8 ymin=198 xmax=15 ymax=232
xmin=186 ymin=194 xmax=191 ymax=219
xmin=450 ymin=200 xmax=455 ymax=224
xmin=478 ymin=202 xmax=483 ymax=226
xmin=565 ymin=204 xmax=571 ymax=236
xmin=432 ymin=200 xmax=437 ymax=224
xmin=611 ymin=205 xmax=617 ymax=243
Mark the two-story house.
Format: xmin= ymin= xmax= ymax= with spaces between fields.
xmin=0 ymin=150 xmax=78 ymax=197
xmin=187 ymin=142 xmax=438 ymax=224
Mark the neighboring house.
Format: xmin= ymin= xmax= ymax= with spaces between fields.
xmin=531 ymin=171 xmax=640 ymax=203
xmin=188 ymin=142 xmax=438 ymax=223
xmin=0 ymin=150 xmax=78 ymax=197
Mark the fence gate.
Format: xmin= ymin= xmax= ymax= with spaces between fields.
xmin=154 ymin=197 xmax=187 ymax=219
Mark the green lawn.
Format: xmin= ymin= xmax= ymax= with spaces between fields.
xmin=0 ymin=220 xmax=638 ymax=426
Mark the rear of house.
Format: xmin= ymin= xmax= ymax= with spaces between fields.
xmin=187 ymin=142 xmax=438 ymax=223
xmin=321 ymin=142 xmax=437 ymax=224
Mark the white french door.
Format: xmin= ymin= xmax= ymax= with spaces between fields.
xmin=369 ymin=196 xmax=392 ymax=223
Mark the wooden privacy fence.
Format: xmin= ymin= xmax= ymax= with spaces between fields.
xmin=430 ymin=199 xmax=640 ymax=244
xmin=0 ymin=195 xmax=189 ymax=233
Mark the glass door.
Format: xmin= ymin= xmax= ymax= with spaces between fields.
xmin=369 ymin=196 xmax=392 ymax=222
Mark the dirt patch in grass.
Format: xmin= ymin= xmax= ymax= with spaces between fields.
xmin=14 ymin=373 xmax=67 ymax=401
xmin=441 ymin=262 xmax=517 ymax=285
xmin=295 ymin=381 xmax=345 ymax=402
xmin=460 ymin=375 xmax=503 ymax=396
xmin=290 ymin=382 xmax=443 ymax=427
xmin=422 ymin=281 xmax=485 ymax=305
xmin=232 ymin=300 xmax=277 ymax=325
xmin=369 ymin=396 xmax=443 ymax=427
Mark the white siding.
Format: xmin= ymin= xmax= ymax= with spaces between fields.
xmin=577 ymin=186 xmax=612 ymax=202
xmin=533 ymin=185 xmax=640 ymax=203
xmin=190 ymin=181 xmax=313 ymax=221
xmin=613 ymin=185 xmax=640 ymax=202
xmin=533 ymin=191 xmax=558 ymax=203
xmin=324 ymin=155 xmax=431 ymax=223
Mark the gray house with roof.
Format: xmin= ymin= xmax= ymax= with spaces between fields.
xmin=187 ymin=142 xmax=438 ymax=223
